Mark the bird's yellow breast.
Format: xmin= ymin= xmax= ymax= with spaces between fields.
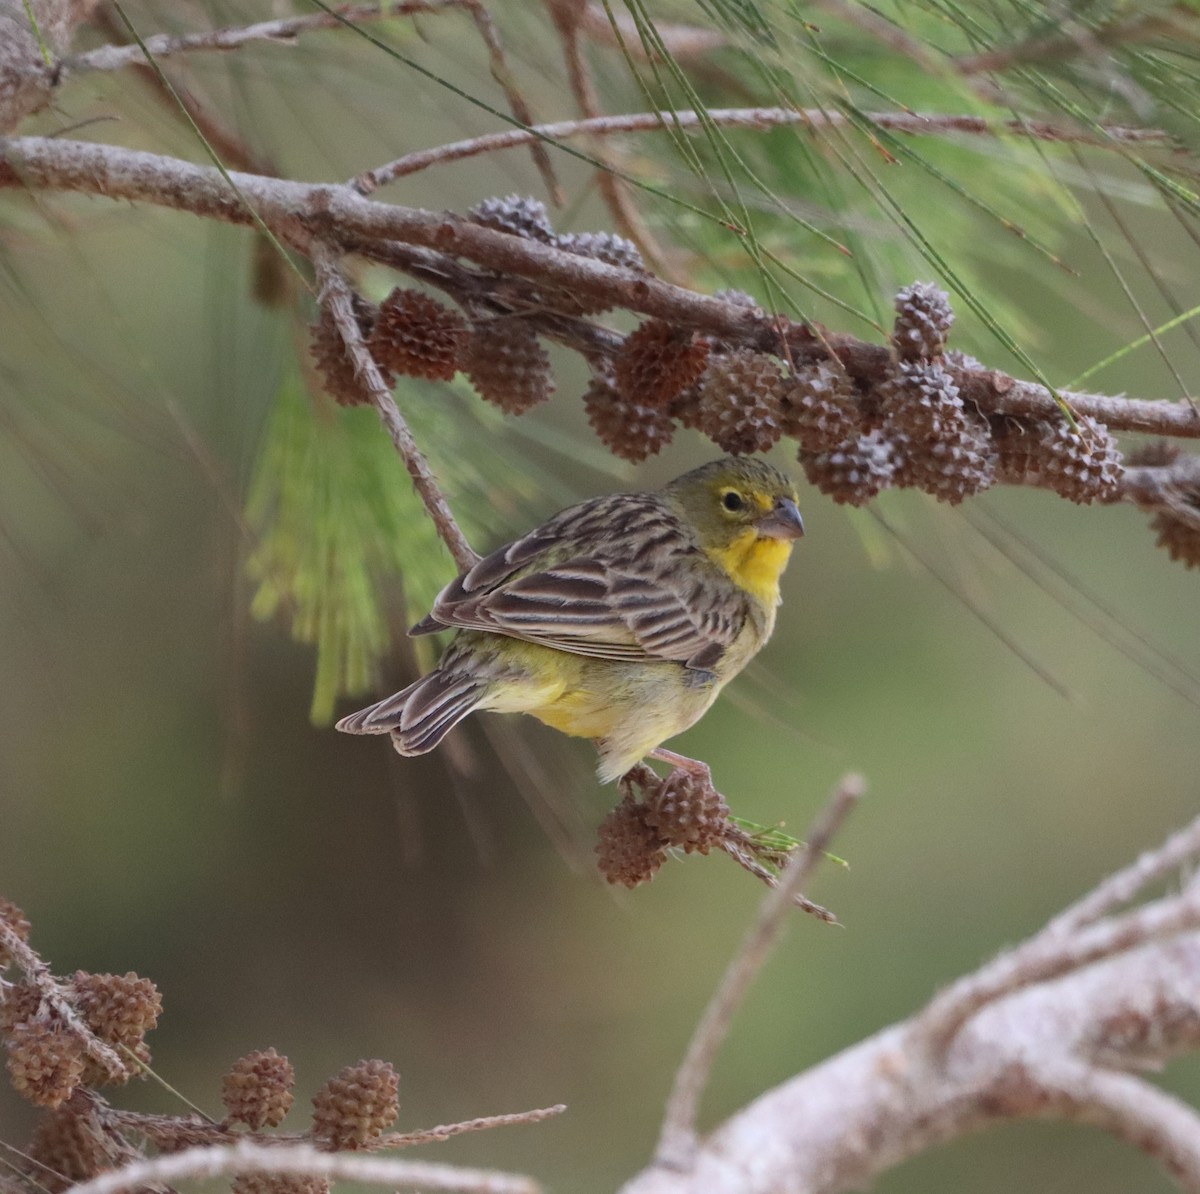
xmin=706 ymin=531 xmax=793 ymax=607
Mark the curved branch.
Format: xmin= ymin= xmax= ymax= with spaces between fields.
xmin=353 ymin=107 xmax=1174 ymax=194
xmin=62 ymin=1139 xmax=540 ymax=1194
xmin=621 ymin=932 xmax=1200 ymax=1194
xmin=3 ymin=136 xmax=1198 ymax=450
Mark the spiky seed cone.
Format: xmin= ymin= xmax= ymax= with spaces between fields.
xmin=994 ymin=414 xmax=1124 ymax=503
xmin=878 ymin=360 xmax=966 ymax=441
xmin=612 ymin=320 xmax=711 ymax=408
xmin=71 ymin=971 xmax=162 ymax=1050
xmin=800 ymin=430 xmax=897 ymax=506
xmin=368 ymin=289 xmax=467 ymax=381
xmin=893 ymin=281 xmax=954 ymax=361
xmin=309 ymin=298 xmax=393 ymax=408
xmin=223 ymin=1049 xmax=296 ymax=1129
xmin=7 ymin=1021 xmax=85 ymax=1108
xmin=782 ymin=362 xmax=861 ymax=453
xmin=0 ymin=898 xmax=30 ymax=969
xmin=893 ymin=424 xmax=996 ymax=504
xmin=26 ymin=1095 xmax=115 ymax=1192
xmin=1150 ymin=512 xmax=1200 ymax=568
xmin=467 ymin=194 xmax=555 ymax=243
xmin=71 ymin=971 xmax=161 ymax=1083
xmin=695 ymin=350 xmax=786 ymax=455
xmin=233 ymin=1176 xmax=332 ymax=1194
xmin=878 ymin=361 xmax=995 ymax=502
xmin=1 ymin=981 xmax=41 ymax=1033
xmin=311 ymin=1059 xmax=400 ymax=1150
xmin=643 ymin=774 xmax=730 ymax=855
xmin=583 ymin=372 xmax=675 ymax=463
xmin=556 ymin=231 xmax=644 ymax=270
xmin=595 ymin=796 xmax=667 ymax=888
xmin=464 ymin=319 xmax=554 ymax=415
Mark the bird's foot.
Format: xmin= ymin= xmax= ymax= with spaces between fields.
xmin=648 ymin=748 xmax=712 ymax=785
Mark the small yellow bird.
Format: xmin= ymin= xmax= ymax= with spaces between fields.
xmin=336 ymin=457 xmax=804 ymax=782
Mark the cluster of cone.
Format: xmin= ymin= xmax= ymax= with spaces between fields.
xmin=2 ymin=899 xmax=400 ymax=1194
xmin=309 ymin=194 xmax=1127 ymax=511
xmin=310 ymin=194 xmax=642 ymax=417
xmin=595 ymin=770 xmax=732 ymax=888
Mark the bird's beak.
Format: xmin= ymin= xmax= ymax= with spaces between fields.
xmin=755 ymin=497 xmax=805 ymax=541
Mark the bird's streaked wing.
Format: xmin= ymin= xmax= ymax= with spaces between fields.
xmin=410 ymin=494 xmax=749 ymax=669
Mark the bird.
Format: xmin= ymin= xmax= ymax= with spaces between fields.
xmin=336 ymin=456 xmax=805 ymax=783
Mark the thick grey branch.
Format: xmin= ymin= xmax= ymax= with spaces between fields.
xmin=622 ymin=933 xmax=1200 ymax=1194
xmin=2 ymin=135 xmax=1199 ymax=447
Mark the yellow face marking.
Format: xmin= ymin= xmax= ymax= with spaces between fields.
xmin=707 ymin=529 xmax=793 ymax=607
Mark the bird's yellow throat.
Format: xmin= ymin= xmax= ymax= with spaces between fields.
xmin=707 ymin=531 xmax=793 ymax=607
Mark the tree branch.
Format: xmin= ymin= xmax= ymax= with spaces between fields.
xmin=3 ymin=136 xmax=1198 ymax=452
xmin=352 ymin=106 xmax=1174 ymax=195
xmin=61 ymin=1139 xmax=541 ymax=1194
xmin=622 ymin=925 xmax=1200 ymax=1194
xmin=311 ymin=243 xmax=479 ymax=574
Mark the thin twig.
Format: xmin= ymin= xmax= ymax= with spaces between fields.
xmin=91 ymin=7 xmax=275 ymax=176
xmin=311 ymin=242 xmax=479 ymax=573
xmin=579 ymin=4 xmax=729 ymax=60
xmin=352 ymin=106 xmax=1173 ymax=194
xmin=67 ymin=3 xmax=483 ymax=73
xmin=377 ymin=1103 xmax=567 ymax=1149
xmin=956 ymin=11 xmax=1197 ymax=76
xmin=653 ymin=774 xmax=864 ymax=1169
xmin=60 ymin=1139 xmax=541 ymax=1194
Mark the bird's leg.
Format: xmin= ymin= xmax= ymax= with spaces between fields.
xmin=647 ymin=747 xmax=712 ymax=785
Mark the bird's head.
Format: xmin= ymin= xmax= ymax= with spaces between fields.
xmin=665 ymin=456 xmax=805 ymax=551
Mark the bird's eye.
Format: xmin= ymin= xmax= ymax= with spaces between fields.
xmin=722 ymin=491 xmax=745 ymax=512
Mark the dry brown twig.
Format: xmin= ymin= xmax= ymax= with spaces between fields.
xmin=654 ymin=774 xmax=864 ymax=1170
xmin=351 ymin=106 xmax=1174 ymax=195
xmin=311 ymin=242 xmax=480 ymax=573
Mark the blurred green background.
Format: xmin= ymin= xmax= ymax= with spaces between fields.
xmin=2 ymin=3 xmax=1199 ymax=1192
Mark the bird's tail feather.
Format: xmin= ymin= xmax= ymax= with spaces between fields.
xmin=335 ymin=670 xmax=488 ymax=755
